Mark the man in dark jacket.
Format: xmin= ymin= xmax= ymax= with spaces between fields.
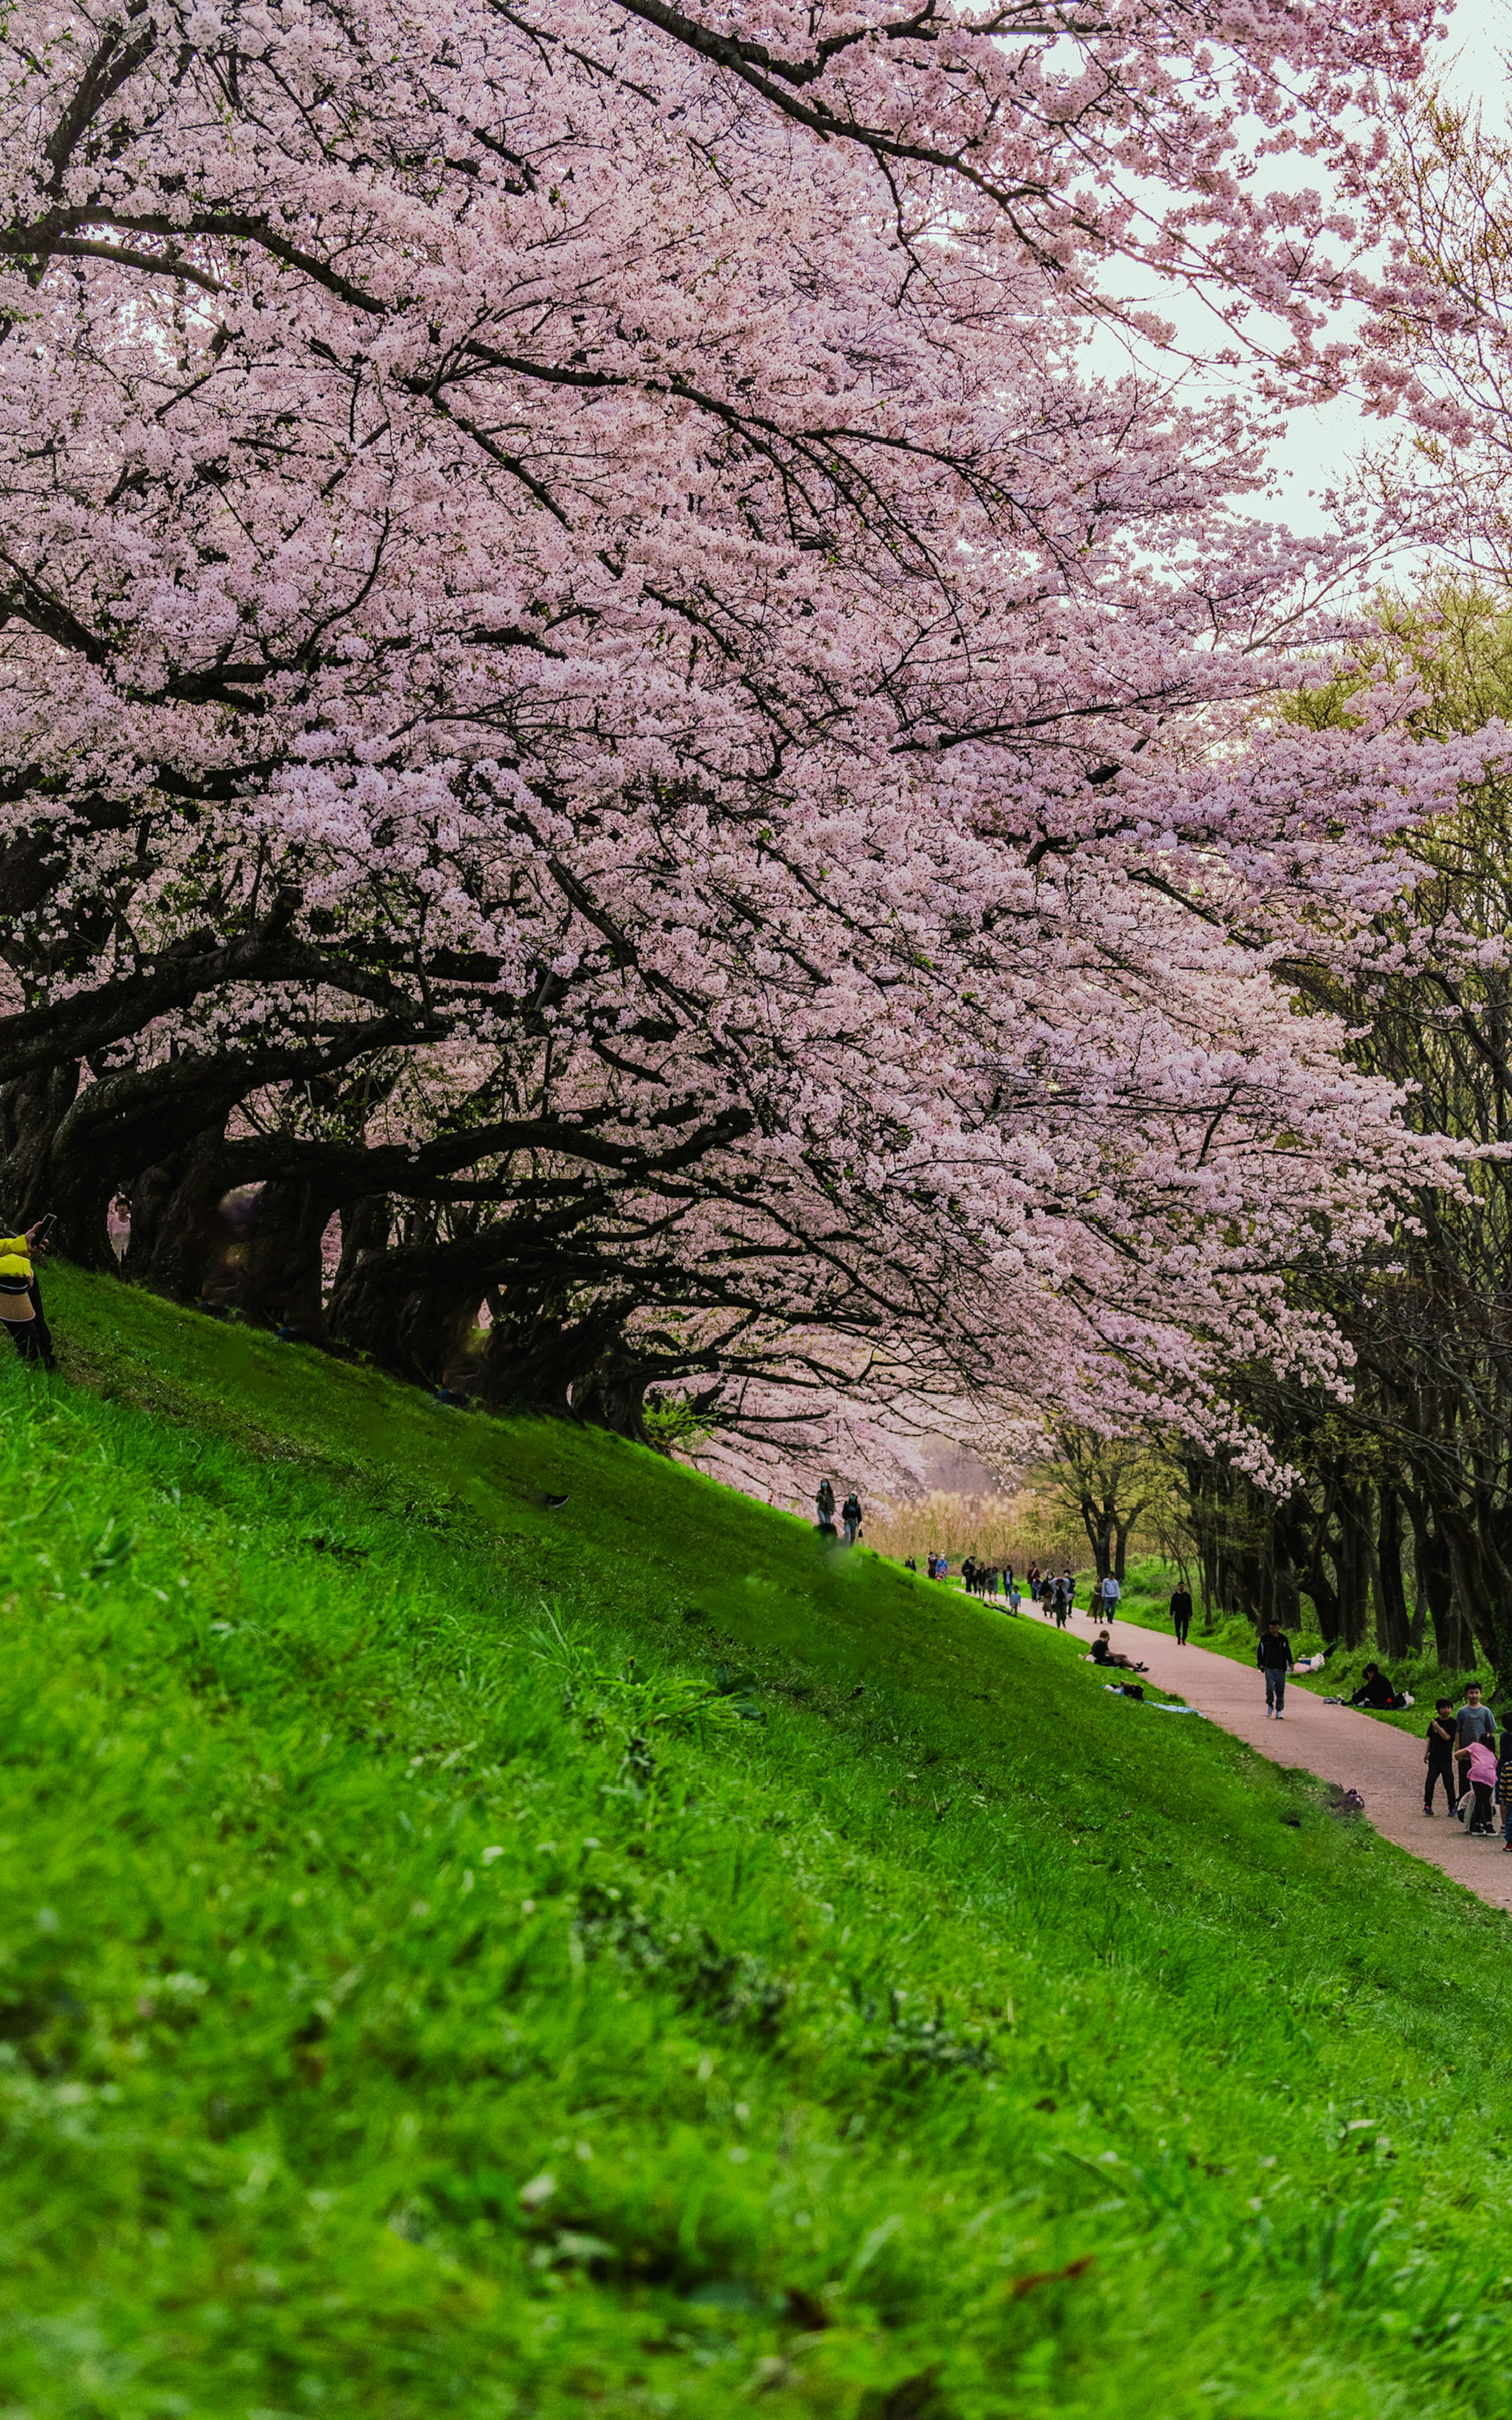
xmin=1256 ymin=1620 xmax=1294 ymax=1721
xmin=1169 ymin=1584 xmax=1193 ymax=1645
xmin=1424 ymin=1700 xmax=1458 ymax=1816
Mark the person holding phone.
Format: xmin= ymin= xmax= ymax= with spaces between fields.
xmin=0 ymin=1217 xmax=57 ymax=1367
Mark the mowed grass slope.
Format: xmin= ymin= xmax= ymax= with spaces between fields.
xmin=0 ymin=1265 xmax=1509 ymax=2419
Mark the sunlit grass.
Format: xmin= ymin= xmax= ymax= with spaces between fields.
xmin=0 ymin=1267 xmax=1505 ymax=2416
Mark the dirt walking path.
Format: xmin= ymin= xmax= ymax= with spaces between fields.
xmin=1015 ymin=1598 xmax=1512 ymax=1915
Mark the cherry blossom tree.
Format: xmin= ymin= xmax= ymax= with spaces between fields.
xmin=0 ymin=0 xmax=1484 ymax=1441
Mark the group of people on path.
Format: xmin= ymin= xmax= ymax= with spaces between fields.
xmin=1257 ymin=1623 xmax=1512 ymax=1845
xmin=1421 ymin=1682 xmax=1512 ymax=1845
xmin=899 ymin=1555 xmax=1129 ymax=1628
xmin=886 ymin=1513 xmax=1512 ymax=1851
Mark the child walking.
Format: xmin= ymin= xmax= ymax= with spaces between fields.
xmin=1423 ymin=1699 xmax=1458 ymax=1816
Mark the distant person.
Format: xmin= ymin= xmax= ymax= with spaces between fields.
xmin=1052 ymin=1578 xmax=1070 ymax=1630
xmin=1256 ymin=1619 xmax=1293 ymax=1720
xmin=0 ymin=1218 xmax=56 ymax=1367
xmin=1060 ymin=1568 xmax=1075 ymax=1611
xmin=1007 ymin=1575 xmax=1022 ymax=1615
xmin=1424 ymin=1700 xmax=1458 ymax=1816
xmin=904 ymin=1557 xmax=917 ymax=1573
xmin=1170 ymin=1583 xmax=1193 ymax=1645
xmin=934 ymin=1555 xmax=949 ymax=1582
xmin=841 ymin=1492 xmax=862 ymax=1546
xmin=1027 ymin=1562 xmax=1040 ymax=1600
xmin=1099 ymin=1572 xmax=1121 ymax=1620
xmin=1349 ymin=1664 xmax=1397 ymax=1712
xmin=1462 ymin=1734 xmax=1499 ymax=1834
xmin=963 ymin=1555 xmax=978 ymax=1596
xmin=1003 ymin=1563 xmax=1014 ymax=1597
xmin=815 ymin=1479 xmax=836 ymax=1537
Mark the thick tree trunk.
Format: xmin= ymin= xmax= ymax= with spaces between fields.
xmin=239 ymin=1180 xmax=338 ymax=1337
xmin=1405 ymin=1500 xmax=1475 ymax=1671
xmin=474 ymin=1287 xmax=609 ymax=1417
xmin=570 ymin=1351 xmax=654 ymax=1445
xmin=334 ymin=1194 xmax=391 ymax=1295
xmin=1331 ymin=1493 xmax=1371 ymax=1649
xmin=326 ymin=1241 xmax=482 ymax=1386
xmin=1300 ymin=1491 xmax=1343 ymax=1645
xmin=1371 ymin=1487 xmax=1411 ymax=1660
xmin=0 ymin=1062 xmax=117 ymax=1266
xmin=122 ymin=1131 xmax=236 ymax=1302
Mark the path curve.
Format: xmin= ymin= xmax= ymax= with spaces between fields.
xmin=1013 ymin=1599 xmax=1512 ymax=1914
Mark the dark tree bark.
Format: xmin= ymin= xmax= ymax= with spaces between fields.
xmin=238 ymin=1180 xmax=339 ymax=1336
xmin=326 ymin=1239 xmax=484 ymax=1386
xmin=1405 ymin=1498 xmax=1476 ymax=1670
xmin=570 ymin=1348 xmax=655 ymax=1445
xmin=334 ymin=1194 xmax=391 ymax=1297
xmin=0 ymin=1060 xmax=117 ymax=1265
xmin=1372 ymin=1487 xmax=1411 ymax=1660
xmin=122 ymin=1130 xmax=235 ymax=1302
xmin=474 ymin=1285 xmax=626 ymax=1417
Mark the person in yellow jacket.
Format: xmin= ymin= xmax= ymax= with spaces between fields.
xmin=0 ymin=1222 xmax=55 ymax=1367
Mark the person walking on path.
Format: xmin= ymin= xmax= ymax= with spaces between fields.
xmin=1099 ymin=1572 xmax=1122 ymax=1622
xmin=1170 ymin=1583 xmax=1193 ymax=1645
xmin=1425 ymin=1700 xmax=1459 ymax=1816
xmin=1256 ymin=1619 xmax=1294 ymax=1720
xmin=1053 ymin=1577 xmax=1070 ymax=1630
xmin=841 ymin=1492 xmax=862 ymax=1547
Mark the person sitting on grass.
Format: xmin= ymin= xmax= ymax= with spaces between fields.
xmin=1349 ymin=1663 xmax=1398 ymax=1711
xmin=1090 ymin=1630 xmax=1148 ymax=1675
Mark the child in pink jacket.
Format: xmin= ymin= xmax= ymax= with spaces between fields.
xmin=1462 ymin=1735 xmax=1499 ymax=1835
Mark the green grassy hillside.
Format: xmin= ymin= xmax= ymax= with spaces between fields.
xmin=1 ymin=1264 xmax=1509 ymax=2419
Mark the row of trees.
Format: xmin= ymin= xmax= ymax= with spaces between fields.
xmin=2 ymin=0 xmax=1507 ymax=1485
xmin=1003 ymin=97 xmax=1512 ymax=1684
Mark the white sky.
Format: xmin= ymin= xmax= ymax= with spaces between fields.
xmin=1080 ymin=0 xmax=1512 ymax=536
xmin=1271 ymin=0 xmax=1511 ymax=530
